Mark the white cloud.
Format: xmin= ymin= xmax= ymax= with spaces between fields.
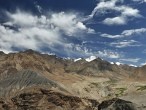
xmin=121 ymin=6 xmax=140 ymax=17
xmin=7 ymin=11 xmax=38 ymax=27
xmin=0 ymin=10 xmax=94 ymax=54
xmin=35 ymin=4 xmax=42 ymax=13
xmin=101 ymin=33 xmax=122 ymax=38
xmin=97 ymin=50 xmax=121 ymax=59
xmin=50 ymin=12 xmax=95 ymax=36
xmin=101 ymin=28 xmax=146 ymax=38
xmin=88 ymin=0 xmax=141 ymax=25
xmin=64 ymin=43 xmax=93 ymax=57
xmin=110 ymin=40 xmax=141 ymax=48
xmin=120 ymin=58 xmax=140 ymax=63
xmin=64 ymin=43 xmax=121 ymax=59
xmin=103 ymin=16 xmax=126 ymax=25
xmin=132 ymin=0 xmax=146 ymax=3
xmin=89 ymin=0 xmax=118 ymax=18
xmin=122 ymin=28 xmax=146 ymax=36
xmin=101 ymin=28 xmax=146 ymax=48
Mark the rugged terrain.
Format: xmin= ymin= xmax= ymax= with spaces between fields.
xmin=0 ymin=50 xmax=146 ymax=110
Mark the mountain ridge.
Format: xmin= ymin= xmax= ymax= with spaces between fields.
xmin=0 ymin=49 xmax=146 ymax=109
xmin=0 ymin=49 xmax=145 ymax=80
xmin=0 ymin=49 xmax=144 ymax=67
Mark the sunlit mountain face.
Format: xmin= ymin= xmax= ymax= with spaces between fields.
xmin=0 ymin=0 xmax=146 ymax=66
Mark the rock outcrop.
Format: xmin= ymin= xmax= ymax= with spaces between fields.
xmin=98 ymin=98 xmax=137 ymax=110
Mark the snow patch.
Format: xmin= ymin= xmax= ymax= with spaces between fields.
xmin=129 ymin=64 xmax=137 ymax=67
xmin=115 ymin=62 xmax=121 ymax=66
xmin=74 ymin=58 xmax=82 ymax=62
xmin=85 ymin=56 xmax=97 ymax=62
xmin=110 ymin=62 xmax=114 ymax=64
xmin=140 ymin=62 xmax=146 ymax=66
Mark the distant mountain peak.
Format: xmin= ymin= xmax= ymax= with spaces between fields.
xmin=22 ymin=49 xmax=40 ymax=54
xmin=74 ymin=58 xmax=82 ymax=62
xmin=85 ymin=56 xmax=97 ymax=62
xmin=115 ymin=62 xmax=122 ymax=66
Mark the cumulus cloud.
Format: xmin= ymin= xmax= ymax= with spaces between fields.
xmin=103 ymin=16 xmax=126 ymax=25
xmin=0 ymin=10 xmax=95 ymax=54
xmin=49 ymin=12 xmax=95 ymax=36
xmin=88 ymin=0 xmax=141 ymax=25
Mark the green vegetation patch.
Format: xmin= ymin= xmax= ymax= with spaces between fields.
xmin=91 ymin=82 xmax=99 ymax=87
xmin=115 ymin=87 xmax=127 ymax=97
xmin=105 ymin=79 xmax=118 ymax=85
xmin=89 ymin=82 xmax=99 ymax=88
xmin=137 ymin=85 xmax=146 ymax=91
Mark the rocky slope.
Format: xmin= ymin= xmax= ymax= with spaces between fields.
xmin=98 ymin=98 xmax=138 ymax=110
xmin=0 ymin=50 xmax=146 ymax=110
xmin=1 ymin=87 xmax=141 ymax=110
xmin=0 ymin=87 xmax=99 ymax=110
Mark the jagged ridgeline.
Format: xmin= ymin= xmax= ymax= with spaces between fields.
xmin=0 ymin=50 xmax=146 ymax=110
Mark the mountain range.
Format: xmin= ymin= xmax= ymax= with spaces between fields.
xmin=0 ymin=49 xmax=146 ymax=110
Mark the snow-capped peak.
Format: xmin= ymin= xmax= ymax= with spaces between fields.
xmin=110 ymin=62 xmax=114 ymax=64
xmin=74 ymin=58 xmax=82 ymax=62
xmin=129 ymin=64 xmax=137 ymax=67
xmin=85 ymin=56 xmax=97 ymax=62
xmin=115 ymin=62 xmax=121 ymax=66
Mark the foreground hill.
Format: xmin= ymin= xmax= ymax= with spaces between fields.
xmin=0 ymin=50 xmax=146 ymax=110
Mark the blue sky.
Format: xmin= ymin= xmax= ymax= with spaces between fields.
xmin=0 ymin=0 xmax=146 ymax=66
